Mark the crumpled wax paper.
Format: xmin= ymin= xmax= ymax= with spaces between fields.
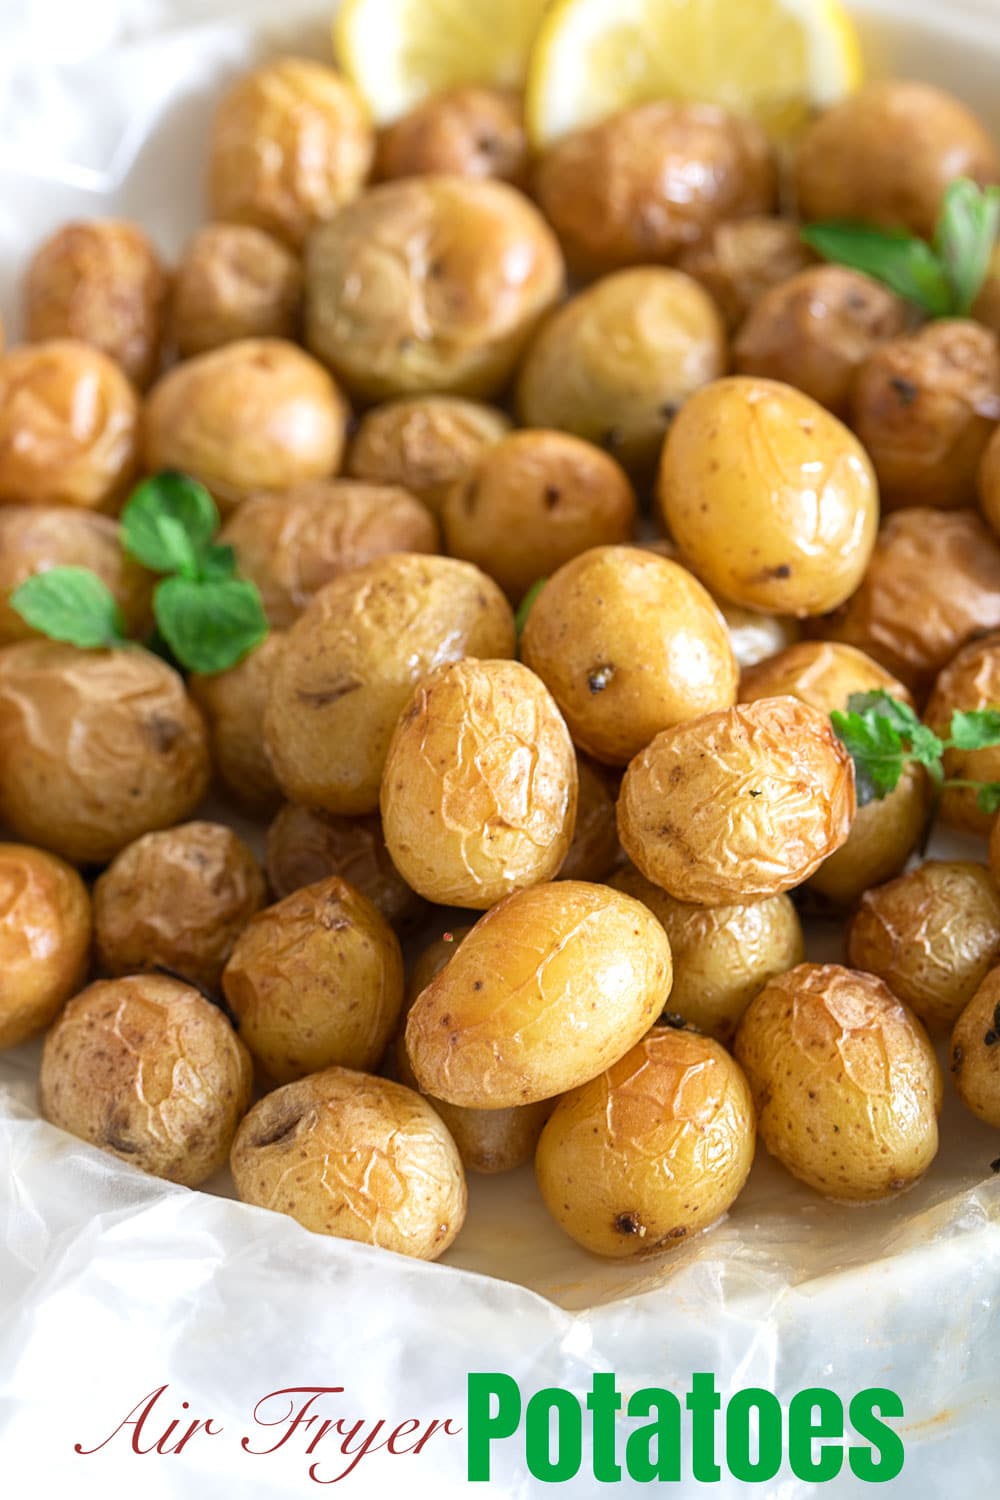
xmin=1 ymin=4 xmax=1000 ymax=1496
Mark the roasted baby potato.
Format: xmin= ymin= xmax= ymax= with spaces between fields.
xmin=377 ymin=86 xmax=528 ymax=186
xmin=265 ymin=803 xmax=424 ymax=931
xmin=0 ymin=844 xmax=91 ymax=1050
xmin=676 ymin=216 xmax=814 ymax=332
xmin=346 ymin=396 xmax=511 ymax=516
xmin=189 ymin=633 xmax=285 ymax=814
xmin=558 ymin=758 xmax=620 ymax=884
xmin=171 ymin=223 xmax=302 ymax=357
xmin=950 ymin=968 xmax=1000 ymax=1128
xmin=925 ymin=632 xmax=1000 ymax=835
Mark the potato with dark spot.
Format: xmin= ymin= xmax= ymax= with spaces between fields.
xmin=951 ymin=968 xmax=1000 ymax=1128
xmin=171 ymin=223 xmax=302 ymax=357
xmin=40 ymin=974 xmax=252 ymax=1186
xmin=558 ymin=758 xmax=620 ymax=884
xmin=189 ymin=634 xmax=285 ymax=815
xmin=0 ymin=844 xmax=91 ymax=1050
xmin=677 ymin=217 xmax=814 ymax=332
xmin=536 ymin=1027 xmax=755 ymax=1259
xmin=378 ymin=87 xmax=528 ymax=186
xmin=347 ymin=396 xmax=510 ymax=516
xmin=925 ymin=632 xmax=1000 ymax=835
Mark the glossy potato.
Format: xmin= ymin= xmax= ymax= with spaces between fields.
xmin=676 ymin=216 xmax=814 ymax=332
xmin=189 ymin=634 xmax=286 ymax=814
xmin=0 ymin=844 xmax=91 ymax=1050
xmin=925 ymin=633 xmax=1000 ymax=835
xmin=951 ymin=968 xmax=1000 ymax=1128
xmin=558 ymin=758 xmax=620 ymax=884
xmin=377 ymin=87 xmax=528 ymax=186
xmin=171 ymin=223 xmax=302 ymax=357
xmin=346 ymin=396 xmax=511 ymax=516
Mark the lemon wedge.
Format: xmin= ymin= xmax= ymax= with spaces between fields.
xmin=525 ymin=0 xmax=863 ymax=147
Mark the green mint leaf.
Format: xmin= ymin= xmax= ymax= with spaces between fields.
xmin=198 ymin=544 xmax=237 ymax=582
xmin=845 ymin=690 xmax=921 ymax=736
xmin=949 ymin=708 xmax=1000 ymax=751
xmin=830 ymin=708 xmax=905 ymax=806
xmin=154 ymin=576 xmax=268 ymax=675
xmin=976 ymin=783 xmax=1000 ymax=816
xmin=10 ymin=567 xmax=128 ymax=649
xmin=801 ymin=223 xmax=954 ymax=317
xmin=515 ymin=578 xmax=547 ymax=638
xmin=122 ymin=472 xmax=219 ymax=575
xmin=934 ymin=180 xmax=1000 ymax=316
xmin=157 ymin=514 xmax=201 ymax=580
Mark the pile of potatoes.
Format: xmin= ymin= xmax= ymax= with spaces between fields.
xmin=2 ymin=58 xmax=1000 ymax=1266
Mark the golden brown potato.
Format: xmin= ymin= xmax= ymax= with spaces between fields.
xmin=346 ymin=396 xmax=511 ymax=516
xmin=925 ymin=633 xmax=1000 ymax=835
xmin=381 ymin=658 xmax=577 ymax=908
xmin=406 ymin=880 xmax=672 ymax=1109
xmin=851 ymin=321 xmax=1000 ymax=510
xmin=24 ymin=219 xmax=168 ymax=389
xmin=171 ymin=223 xmax=302 ymax=358
xmin=558 ymin=757 xmax=620 ymax=884
xmin=717 ymin=601 xmax=801 ymax=671
xmin=735 ymin=964 xmax=941 ymax=1202
xmin=536 ymin=1027 xmax=755 ymax=1258
xmin=676 ymin=217 xmax=814 ymax=332
xmin=521 ymin=547 xmax=737 ymax=765
xmin=230 ymin=1067 xmax=466 ymax=1259
xmin=265 ymin=554 xmax=515 ymax=815
xmin=951 ymin=968 xmax=1000 ymax=1128
xmin=740 ymin=641 xmax=928 ymax=903
xmin=378 ymin=87 xmax=528 ymax=186
xmin=610 ymin=865 xmax=803 ymax=1040
xmin=974 ymin=244 xmax=1000 ymax=337
xmin=733 ymin=267 xmax=910 ymax=417
xmin=305 ymin=176 xmax=564 ymax=401
xmin=265 ymin=803 xmax=425 ymax=933
xmin=848 ymin=862 xmax=1000 ymax=1031
xmin=618 ymin=697 xmax=855 ymax=906
xmin=535 ymin=102 xmax=775 ymax=279
xmin=0 ymin=642 xmax=210 ymax=865
xmin=219 ymin=478 xmax=438 ymax=629
xmin=143 ymin=338 xmax=348 ymax=514
xmin=222 ymin=876 xmax=403 ymax=1083
xmin=93 ymin=822 xmax=266 ymax=991
xmin=795 ymin=81 xmax=1000 ymax=239
xmin=41 ymin=974 xmax=252 ymax=1186
xmin=441 ymin=431 xmax=636 ymax=600
xmin=516 ymin=267 xmax=726 ymax=479
xmin=658 ymin=377 xmax=878 ymax=616
xmin=208 ymin=56 xmax=374 ymax=248
xmin=189 ymin=633 xmax=285 ymax=814
xmin=0 ymin=844 xmax=91 ymax=1050
xmin=0 ymin=340 xmax=139 ymax=511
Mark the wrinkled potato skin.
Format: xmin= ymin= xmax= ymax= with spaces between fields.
xmin=305 ymin=176 xmax=564 ymax=402
xmin=222 ymin=876 xmax=404 ymax=1084
xmin=951 ymin=968 xmax=1000 ymax=1128
xmin=0 ymin=844 xmax=91 ymax=1050
xmin=25 ymin=219 xmax=168 ymax=389
xmin=0 ymin=642 xmax=210 ymax=865
xmin=535 ymin=102 xmax=775 ymax=279
xmin=618 ymin=697 xmax=855 ymax=906
xmin=143 ymin=338 xmax=348 ymax=513
xmin=441 ymin=432 xmax=636 ymax=601
xmin=406 ymin=880 xmax=672 ymax=1109
xmin=658 ymin=377 xmax=878 ymax=617
xmin=521 ymin=547 xmax=737 ymax=765
xmin=0 ymin=340 xmax=139 ymax=512
xmin=733 ymin=267 xmax=910 ymax=417
xmin=189 ymin=634 xmax=285 ymax=815
xmin=265 ymin=554 xmax=515 ymax=815
xmin=925 ymin=633 xmax=1000 ymax=835
xmin=536 ymin=1028 xmax=755 ymax=1259
xmin=208 ymin=57 xmax=374 ymax=248
xmin=848 ymin=862 xmax=1000 ymax=1031
xmin=171 ymin=223 xmax=302 ymax=357
xmin=220 ymin=479 xmax=438 ymax=628
xmin=735 ymin=964 xmax=941 ymax=1202
xmin=0 ymin=507 xmax=151 ymax=646
xmin=230 ymin=1067 xmax=466 ymax=1259
xmin=795 ymin=81 xmax=1000 ymax=240
xmin=347 ymin=396 xmax=511 ymax=516
xmin=718 ymin=601 xmax=800 ymax=670
xmin=676 ymin=217 xmax=814 ymax=332
xmin=559 ymin=758 xmax=620 ymax=883
xmin=378 ymin=87 xmax=528 ymax=187
xmin=94 ymin=822 xmax=266 ymax=991
xmin=610 ymin=865 xmax=803 ymax=1041
xmin=517 ymin=268 xmax=726 ymax=480
xmin=381 ymin=658 xmax=577 ymax=909
xmin=852 ymin=321 xmax=1000 ymax=511
xmin=40 ymin=975 xmax=253 ymax=1186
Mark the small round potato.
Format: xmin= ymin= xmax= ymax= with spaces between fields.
xmin=516 ymin=267 xmax=726 ymax=479
xmin=405 ymin=880 xmax=672 ymax=1109
xmin=208 ymin=56 xmax=374 ymax=248
xmin=717 ymin=601 xmax=801 ymax=671
xmin=189 ymin=633 xmax=285 ymax=814
xmin=0 ymin=642 xmax=210 ymax=865
xmin=265 ymin=554 xmax=515 ymax=816
xmin=617 ymin=697 xmax=855 ymax=906
xmin=230 ymin=1067 xmax=466 ymax=1259
xmin=535 ymin=102 xmax=775 ymax=279
xmin=0 ymin=844 xmax=91 ymax=1050
xmin=735 ymin=964 xmax=941 ymax=1202
xmin=305 ymin=176 xmax=564 ymax=401
xmin=851 ymin=321 xmax=1000 ymax=510
xmin=381 ymin=658 xmax=577 ymax=909
xmin=676 ymin=217 xmax=815 ymax=332
xmin=40 ymin=975 xmax=252 ymax=1186
xmin=610 ymin=864 xmax=803 ymax=1041
xmin=94 ymin=822 xmax=266 ymax=991
xmin=0 ymin=340 xmax=139 ymax=511
xmin=795 ymin=81 xmax=1000 ymax=240
xmin=521 ymin=547 xmax=737 ymax=765
xmin=143 ymin=338 xmax=348 ymax=514
xmin=222 ymin=876 xmax=404 ymax=1083
xmin=265 ymin=803 xmax=425 ymax=932
xmin=377 ymin=87 xmax=528 ymax=186
xmin=559 ymin=757 xmax=620 ymax=884
xmin=346 ymin=396 xmax=511 ymax=516
xmin=536 ymin=1027 xmax=755 ymax=1259
xmin=171 ymin=223 xmax=302 ymax=358
xmin=219 ymin=478 xmax=438 ymax=628
xmin=658 ymin=377 xmax=878 ymax=617
xmin=733 ymin=267 xmax=910 ymax=417
xmin=24 ymin=219 xmax=168 ymax=389
xmin=925 ymin=632 xmax=1000 ymax=835
xmin=951 ymin=968 xmax=1000 ymax=1128
xmin=441 ymin=432 xmax=636 ymax=601
xmin=848 ymin=861 xmax=1000 ymax=1031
